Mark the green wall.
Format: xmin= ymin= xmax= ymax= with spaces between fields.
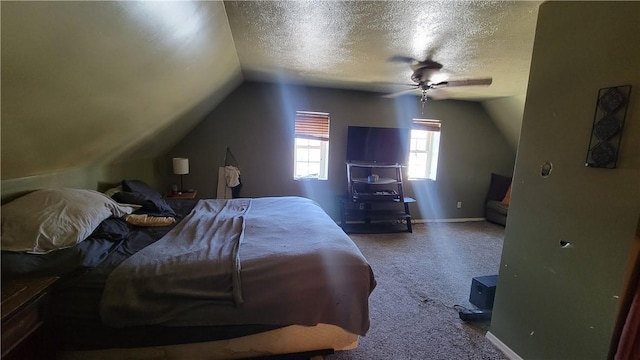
xmin=162 ymin=81 xmax=515 ymax=220
xmin=489 ymin=2 xmax=640 ymax=359
xmin=0 ymin=159 xmax=157 ymax=204
xmin=1 ymin=1 xmax=241 ymax=180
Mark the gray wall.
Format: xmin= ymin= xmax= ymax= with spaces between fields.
xmin=163 ymin=81 xmax=515 ymax=220
xmin=489 ymin=2 xmax=640 ymax=359
xmin=482 ymin=95 xmax=526 ymax=151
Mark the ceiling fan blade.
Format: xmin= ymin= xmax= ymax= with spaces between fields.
xmin=373 ymin=81 xmax=419 ymax=87
xmin=388 ymin=55 xmax=418 ymax=64
xmin=431 ymin=78 xmax=493 ymax=88
xmin=411 ymin=59 xmax=443 ymax=72
xmin=382 ymin=87 xmax=420 ymax=98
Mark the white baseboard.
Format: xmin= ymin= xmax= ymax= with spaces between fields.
xmin=339 ymin=218 xmax=486 ymax=225
xmin=485 ymin=331 xmax=523 ymax=360
xmin=414 ymin=217 xmax=486 ymax=223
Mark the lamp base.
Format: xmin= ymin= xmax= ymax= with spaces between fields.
xmin=179 ymin=175 xmax=186 ymax=193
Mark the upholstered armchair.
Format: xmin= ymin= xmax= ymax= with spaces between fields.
xmin=485 ymin=173 xmax=512 ymax=226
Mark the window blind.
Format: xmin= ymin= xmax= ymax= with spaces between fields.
xmin=413 ymin=119 xmax=441 ymax=132
xmin=295 ymin=111 xmax=330 ymax=141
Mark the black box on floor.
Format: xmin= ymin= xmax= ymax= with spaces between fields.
xmin=469 ymin=275 xmax=498 ymax=310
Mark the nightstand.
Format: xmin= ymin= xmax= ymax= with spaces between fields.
xmin=1 ymin=276 xmax=58 ymax=360
xmin=165 ymin=190 xmax=197 ymax=200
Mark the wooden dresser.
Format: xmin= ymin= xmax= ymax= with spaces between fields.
xmin=1 ymin=276 xmax=58 ymax=360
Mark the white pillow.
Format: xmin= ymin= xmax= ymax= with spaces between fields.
xmin=1 ymin=188 xmax=135 ymax=254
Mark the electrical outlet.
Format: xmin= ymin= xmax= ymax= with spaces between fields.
xmin=457 ymin=201 xmax=462 ymax=209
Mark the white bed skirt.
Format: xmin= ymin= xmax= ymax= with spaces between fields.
xmin=59 ymin=323 xmax=359 ymax=360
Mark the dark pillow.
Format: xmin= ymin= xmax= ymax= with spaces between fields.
xmin=113 ymin=191 xmax=176 ymax=217
xmin=1 ymin=218 xmax=130 ymax=278
xmin=121 ymin=179 xmax=163 ymax=199
xmin=487 ymin=173 xmax=512 ymax=202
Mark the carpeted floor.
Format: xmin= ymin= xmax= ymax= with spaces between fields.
xmin=330 ymin=221 xmax=508 ymax=360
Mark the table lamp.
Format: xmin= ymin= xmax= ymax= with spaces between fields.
xmin=172 ymin=157 xmax=189 ymax=192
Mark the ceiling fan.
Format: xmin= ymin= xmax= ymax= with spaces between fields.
xmin=383 ymin=55 xmax=493 ymax=103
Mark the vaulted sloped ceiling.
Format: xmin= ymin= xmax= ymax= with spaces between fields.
xmin=1 ymin=1 xmax=540 ymax=180
xmin=1 ymin=1 xmax=242 ymax=180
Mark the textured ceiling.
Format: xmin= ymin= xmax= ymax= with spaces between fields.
xmin=224 ymin=1 xmax=541 ymax=101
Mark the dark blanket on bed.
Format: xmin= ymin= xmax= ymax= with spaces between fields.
xmin=100 ymin=197 xmax=376 ymax=336
xmin=42 ymin=200 xmax=283 ymax=351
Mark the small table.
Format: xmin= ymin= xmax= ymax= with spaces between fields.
xmin=340 ymin=196 xmax=416 ymax=234
xmin=1 ymin=276 xmax=59 ymax=360
xmin=165 ymin=190 xmax=197 ymax=200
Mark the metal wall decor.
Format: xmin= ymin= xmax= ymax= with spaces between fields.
xmin=585 ymin=85 xmax=631 ymax=168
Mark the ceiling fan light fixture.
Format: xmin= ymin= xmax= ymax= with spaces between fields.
xmin=383 ymin=55 xmax=493 ymax=104
xmin=428 ymin=73 xmax=449 ymax=84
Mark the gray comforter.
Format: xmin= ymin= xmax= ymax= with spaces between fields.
xmin=100 ymin=196 xmax=376 ymax=336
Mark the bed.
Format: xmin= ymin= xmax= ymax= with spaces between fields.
xmin=0 ymin=181 xmax=376 ymax=359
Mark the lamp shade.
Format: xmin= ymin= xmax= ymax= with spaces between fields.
xmin=172 ymin=158 xmax=189 ymax=175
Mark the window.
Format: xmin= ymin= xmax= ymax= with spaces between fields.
xmin=408 ymin=119 xmax=441 ymax=181
xmin=294 ymin=111 xmax=330 ymax=180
